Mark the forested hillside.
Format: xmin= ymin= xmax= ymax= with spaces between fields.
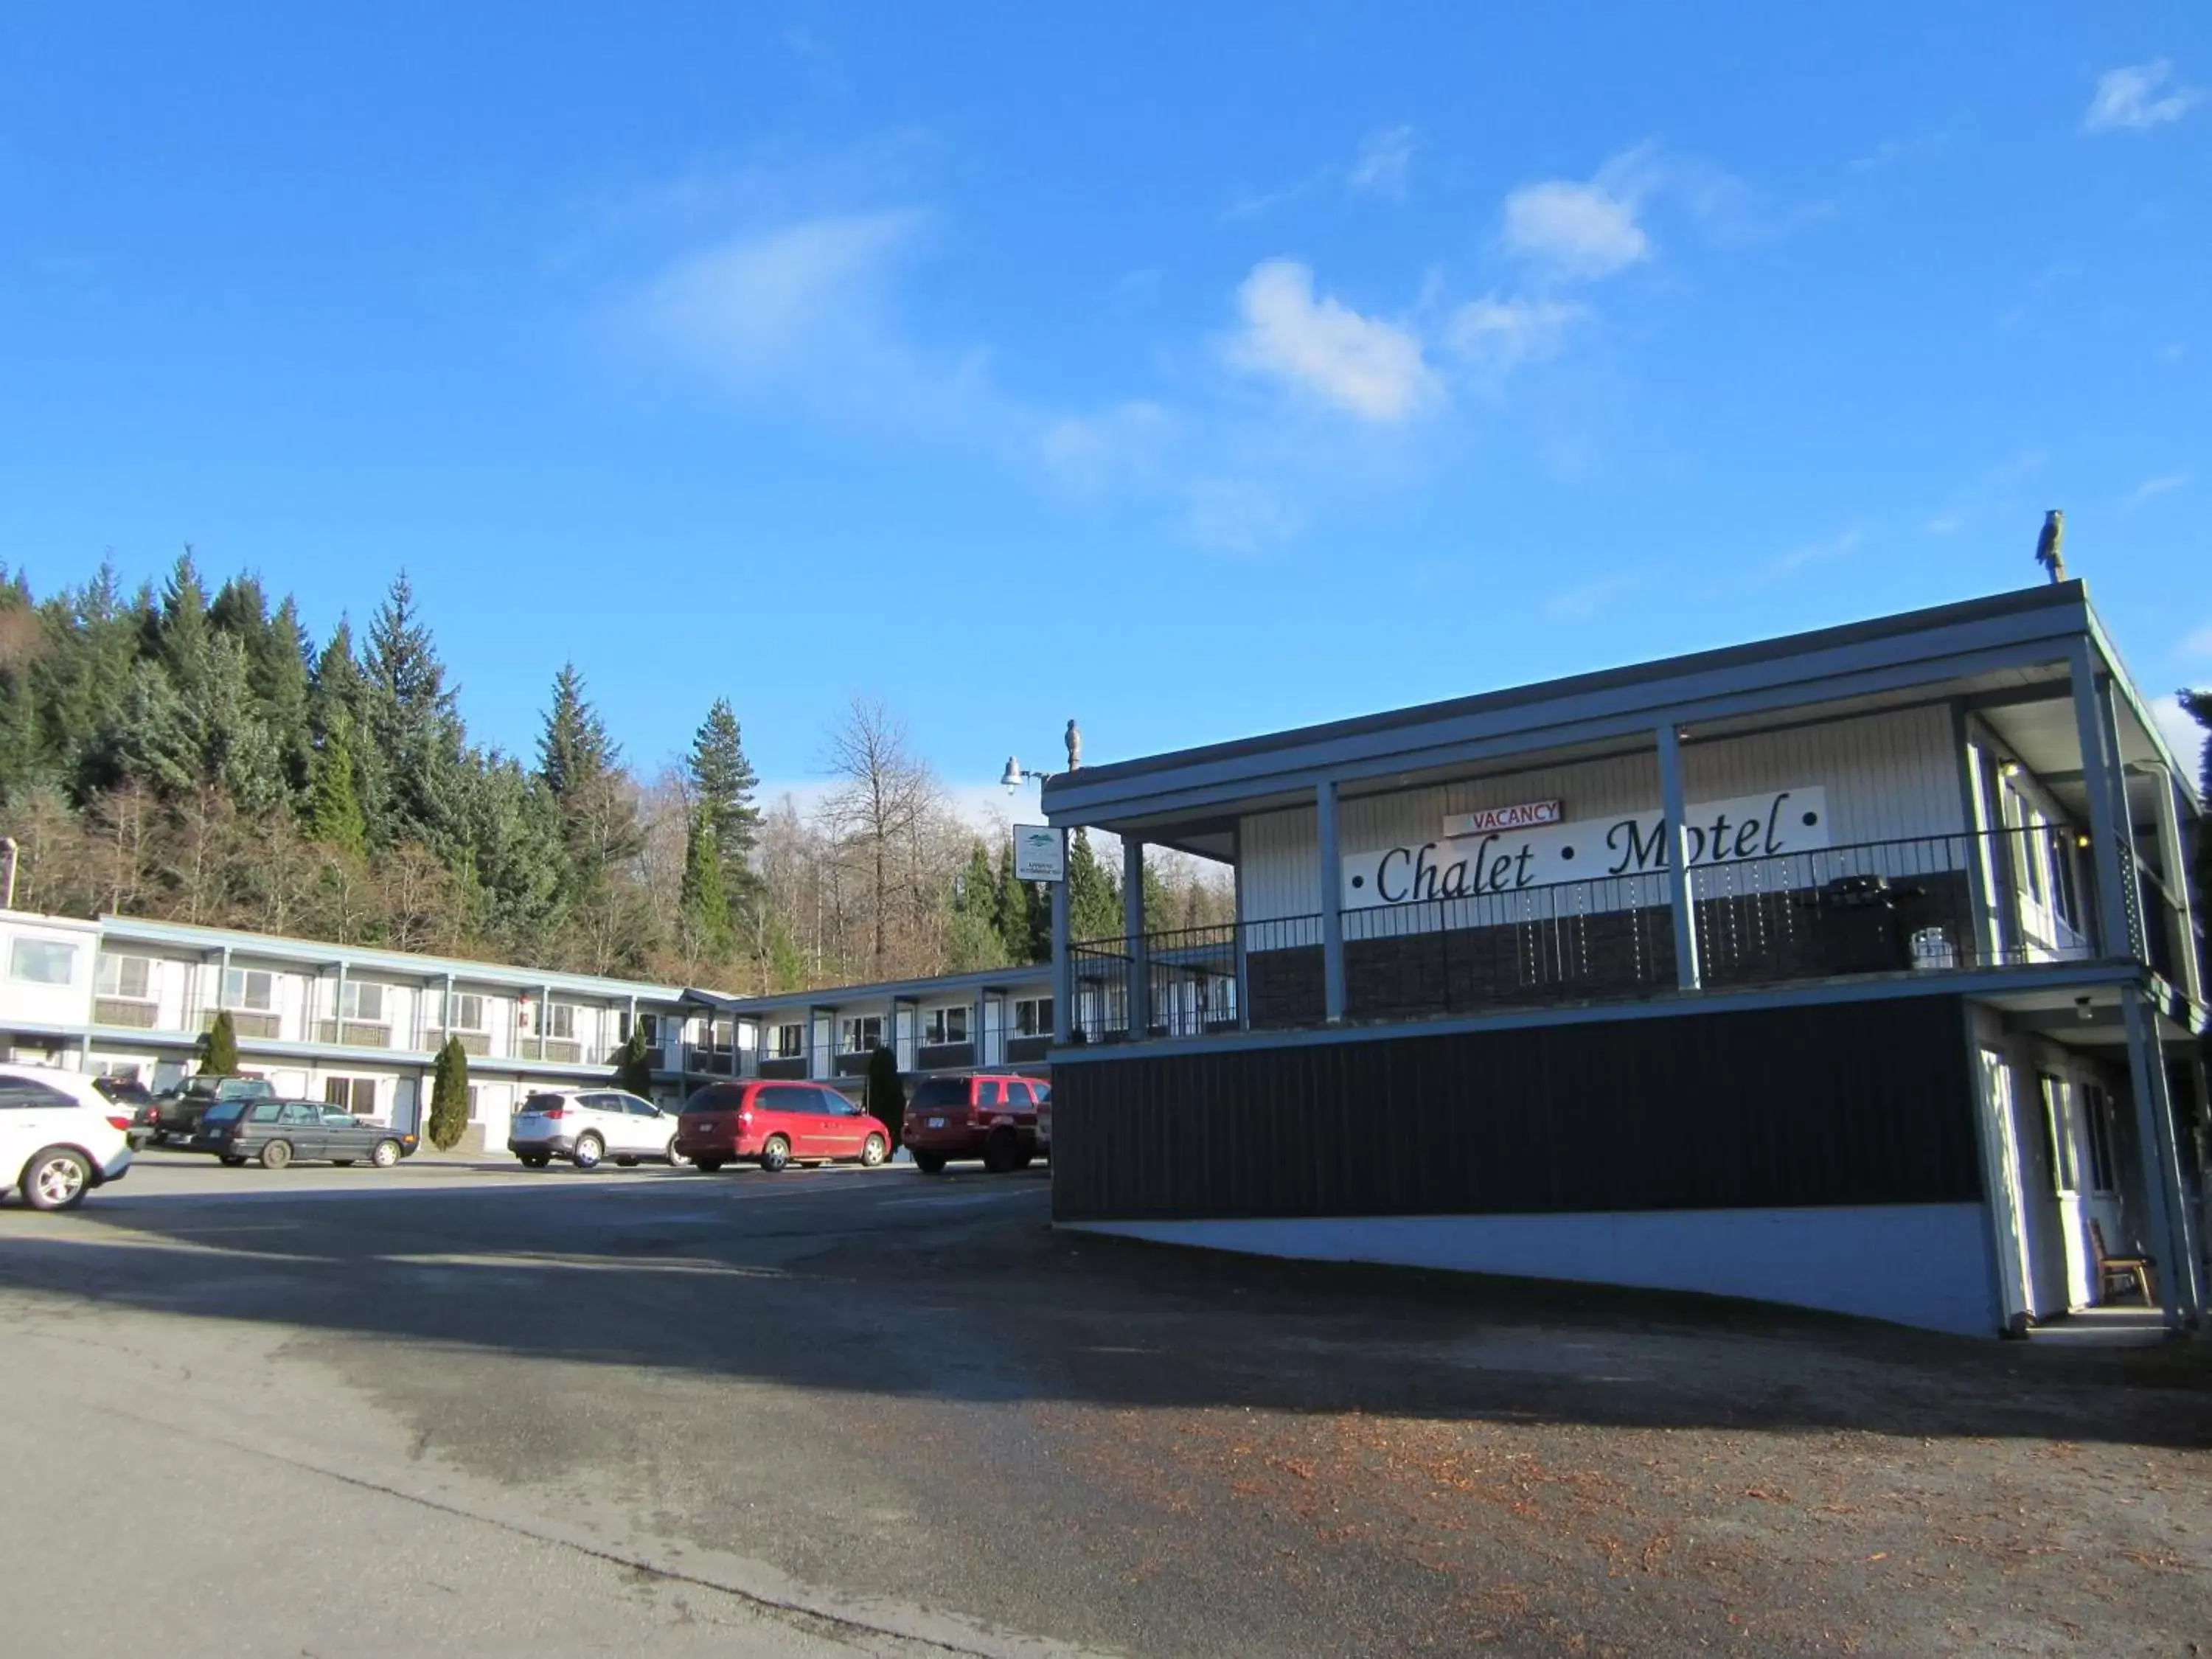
xmin=0 ymin=553 xmax=1228 ymax=990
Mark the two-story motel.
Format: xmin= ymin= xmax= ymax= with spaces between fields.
xmin=1037 ymin=581 xmax=2208 ymax=1338
xmin=0 ymin=912 xmax=1054 ymax=1144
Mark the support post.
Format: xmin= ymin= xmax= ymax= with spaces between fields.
xmin=1316 ymin=781 xmax=1346 ymax=1023
xmin=1123 ymin=837 xmax=1150 ymax=1039
xmin=2152 ymin=765 xmax=2202 ymax=1004
xmin=333 ymin=960 xmax=349 ymax=1048
xmin=2070 ymin=641 xmax=2135 ymax=960
xmin=1231 ymin=825 xmax=1249 ymax=1032
xmin=2121 ymin=987 xmax=2196 ymax=1329
xmin=1051 ymin=830 xmax=1071 ymax=1043
xmin=1655 ymin=722 xmax=1701 ymax=990
xmin=1952 ymin=708 xmax=2001 ymax=966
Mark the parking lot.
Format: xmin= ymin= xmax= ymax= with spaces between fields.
xmin=2 ymin=1149 xmax=2209 ymax=1656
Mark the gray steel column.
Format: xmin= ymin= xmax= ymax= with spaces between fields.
xmin=1316 ymin=781 xmax=1346 ymax=1022
xmin=1051 ymin=830 xmax=1071 ymax=1043
xmin=1951 ymin=707 xmax=2000 ymax=966
xmin=1231 ymin=825 xmax=1249 ymax=1032
xmin=1655 ymin=722 xmax=1701 ymax=990
xmin=2121 ymin=987 xmax=2194 ymax=1328
xmin=2152 ymin=765 xmax=2202 ymax=1004
xmin=2070 ymin=640 xmax=2135 ymax=959
xmin=333 ymin=961 xmax=349 ymax=1047
xmin=1122 ymin=836 xmax=1150 ymax=1038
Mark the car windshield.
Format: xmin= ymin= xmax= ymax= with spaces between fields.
xmin=202 ymin=1102 xmax=246 ymax=1124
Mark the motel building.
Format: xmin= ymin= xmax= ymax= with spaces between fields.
xmin=0 ymin=912 xmax=1053 ymax=1146
xmin=1037 ymin=580 xmax=2208 ymax=1338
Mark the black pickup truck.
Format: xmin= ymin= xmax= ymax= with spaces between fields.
xmin=151 ymin=1076 xmax=276 ymax=1144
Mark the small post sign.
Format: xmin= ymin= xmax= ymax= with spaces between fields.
xmin=1014 ymin=824 xmax=1065 ymax=882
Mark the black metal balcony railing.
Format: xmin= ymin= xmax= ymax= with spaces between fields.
xmin=1069 ymin=827 xmax=2150 ymax=1043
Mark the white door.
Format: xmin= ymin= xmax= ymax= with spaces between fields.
xmin=1978 ymin=1048 xmax=2036 ymax=1327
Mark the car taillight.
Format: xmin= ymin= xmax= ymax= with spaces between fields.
xmin=539 ymin=1105 xmax=565 ymax=1119
xmin=738 ymin=1110 xmax=753 ymax=1124
xmin=105 ymin=1114 xmax=133 ymax=1131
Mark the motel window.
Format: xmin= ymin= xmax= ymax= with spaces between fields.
xmin=773 ymin=1023 xmax=805 ymax=1060
xmin=925 ymin=1006 xmax=969 ymax=1046
xmin=97 ymin=953 xmax=154 ymax=1000
xmin=2081 ymin=1081 xmax=2118 ymax=1194
xmin=439 ymin=990 xmax=486 ymax=1032
xmin=10 ymin=939 xmax=78 ymax=986
xmin=339 ymin=981 xmax=387 ymax=1023
xmin=222 ymin=967 xmax=275 ymax=1011
xmin=546 ymin=1003 xmax=577 ymax=1041
xmin=1014 ymin=997 xmax=1054 ymax=1037
xmin=841 ymin=1015 xmax=883 ymax=1053
xmin=323 ymin=1077 xmax=378 ymax=1115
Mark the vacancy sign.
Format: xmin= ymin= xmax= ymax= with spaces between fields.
xmin=1443 ymin=799 xmax=1564 ymax=838
xmin=1014 ymin=825 xmax=1065 ymax=882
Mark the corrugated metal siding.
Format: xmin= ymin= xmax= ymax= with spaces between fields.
xmin=1239 ymin=705 xmax=1966 ymax=923
xmin=1052 ymin=993 xmax=1983 ymax=1224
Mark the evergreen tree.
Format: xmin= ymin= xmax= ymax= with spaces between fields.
xmin=539 ymin=662 xmax=615 ymax=799
xmin=362 ymin=574 xmax=464 ymax=854
xmin=199 ymin=1009 xmax=240 ymax=1075
xmin=1066 ymin=829 xmax=1123 ymax=943
xmin=537 ymin=662 xmax=640 ymax=900
xmin=678 ymin=807 xmax=735 ymax=958
xmin=30 ymin=563 xmax=144 ymax=800
xmin=93 ymin=660 xmax=196 ymax=796
xmin=305 ymin=718 xmax=367 ymax=855
xmin=687 ymin=696 xmax=762 ymax=934
xmin=427 ymin=1034 xmax=471 ymax=1151
xmin=457 ymin=754 xmax=570 ymax=960
xmin=863 ymin=1043 xmax=904 ymax=1149
xmin=212 ymin=580 xmax=313 ymax=796
xmin=947 ymin=839 xmax=1004 ymax=970
xmin=611 ymin=1024 xmax=655 ymax=1096
xmin=147 ymin=549 xmax=212 ymax=695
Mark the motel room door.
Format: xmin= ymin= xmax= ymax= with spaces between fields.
xmin=1978 ymin=1048 xmax=2069 ymax=1323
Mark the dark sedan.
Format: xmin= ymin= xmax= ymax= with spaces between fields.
xmin=192 ymin=1099 xmax=417 ymax=1169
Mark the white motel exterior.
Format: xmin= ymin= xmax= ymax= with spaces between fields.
xmin=1039 ymin=580 xmax=2208 ymax=1338
xmin=0 ymin=911 xmax=1054 ymax=1145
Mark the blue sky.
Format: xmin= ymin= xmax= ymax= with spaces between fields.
xmin=2 ymin=4 xmax=2207 ymax=803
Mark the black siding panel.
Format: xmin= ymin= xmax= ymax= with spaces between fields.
xmin=1053 ymin=994 xmax=1980 ymax=1223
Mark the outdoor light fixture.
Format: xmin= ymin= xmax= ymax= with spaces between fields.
xmin=1001 ymin=755 xmax=1022 ymax=793
xmin=2076 ymin=832 xmax=2092 ymax=849
xmin=1998 ymin=759 xmax=2020 ymax=778
xmin=2075 ymin=995 xmax=2094 ymax=1022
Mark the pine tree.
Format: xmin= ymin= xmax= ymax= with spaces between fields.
xmin=611 ymin=1024 xmax=655 ymax=1096
xmin=947 ymin=839 xmax=1004 ymax=970
xmin=687 ymin=697 xmax=762 ymax=935
xmin=305 ymin=719 xmax=367 ymax=855
xmin=199 ymin=1009 xmax=240 ymax=1076
xmin=363 ymin=574 xmax=464 ymax=854
xmin=678 ymin=807 xmax=735 ymax=958
xmin=428 ymin=1033 xmax=471 ymax=1151
xmin=1067 ymin=829 xmax=1123 ymax=943
xmin=537 ymin=662 xmax=640 ymax=905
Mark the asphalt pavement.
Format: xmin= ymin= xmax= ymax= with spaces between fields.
xmin=1 ymin=1148 xmax=2208 ymax=1657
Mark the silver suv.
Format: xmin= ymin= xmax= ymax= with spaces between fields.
xmin=507 ymin=1088 xmax=683 ymax=1171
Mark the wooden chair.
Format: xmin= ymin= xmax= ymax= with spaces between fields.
xmin=2088 ymin=1219 xmax=2155 ymax=1307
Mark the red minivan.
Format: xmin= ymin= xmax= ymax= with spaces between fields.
xmin=901 ymin=1074 xmax=1043 ymax=1175
xmin=673 ymin=1081 xmax=891 ymax=1174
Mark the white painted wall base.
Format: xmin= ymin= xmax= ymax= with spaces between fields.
xmin=1065 ymin=1204 xmax=2001 ymax=1338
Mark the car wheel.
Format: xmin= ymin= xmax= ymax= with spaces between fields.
xmin=666 ymin=1144 xmax=687 ymax=1168
xmin=372 ymin=1139 xmax=403 ymax=1169
xmin=911 ymin=1150 xmax=947 ymax=1175
xmin=983 ymin=1128 xmax=1018 ymax=1175
xmin=860 ymin=1134 xmax=888 ymax=1168
xmin=259 ymin=1139 xmax=293 ymax=1170
xmin=520 ymin=1153 xmax=551 ymax=1169
xmin=759 ymin=1135 xmax=790 ymax=1174
xmin=573 ymin=1133 xmax=603 ymax=1171
xmin=693 ymin=1156 xmax=724 ymax=1173
xmin=19 ymin=1147 xmax=92 ymax=1211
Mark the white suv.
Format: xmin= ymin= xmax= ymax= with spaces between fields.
xmin=507 ymin=1088 xmax=683 ymax=1171
xmin=1 ymin=1064 xmax=134 ymax=1211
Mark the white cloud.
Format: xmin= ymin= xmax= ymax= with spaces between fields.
xmin=2084 ymin=60 xmax=2203 ymax=132
xmin=1183 ymin=477 xmax=1307 ymax=554
xmin=1544 ymin=573 xmax=1643 ymax=621
xmin=1225 ymin=260 xmax=1437 ymax=422
xmin=1502 ymin=172 xmax=1649 ymax=280
xmin=1036 ymin=401 xmax=1172 ymax=496
xmin=1764 ymin=525 xmax=1863 ymax=580
xmin=1445 ymin=296 xmax=1585 ymax=374
xmin=2125 ymin=471 xmax=2187 ymax=509
xmin=1346 ymin=125 xmax=1416 ymax=198
xmin=2149 ymin=696 xmax=2208 ymax=764
xmin=2180 ymin=622 xmax=2212 ymax=661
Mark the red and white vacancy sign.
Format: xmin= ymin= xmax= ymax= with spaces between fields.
xmin=1442 ymin=799 xmax=1563 ymax=838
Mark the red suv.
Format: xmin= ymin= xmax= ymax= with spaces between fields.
xmin=902 ymin=1074 xmax=1044 ymax=1175
xmin=674 ymin=1081 xmax=891 ymax=1174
